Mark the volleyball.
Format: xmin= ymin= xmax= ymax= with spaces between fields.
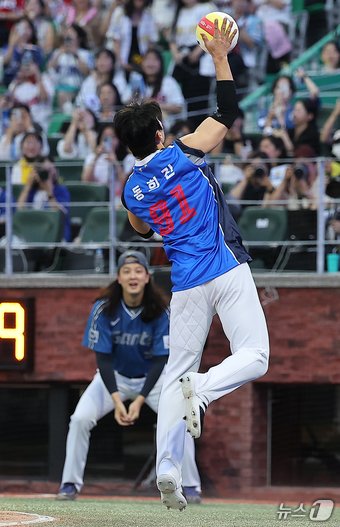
xmin=196 ymin=12 xmax=239 ymax=53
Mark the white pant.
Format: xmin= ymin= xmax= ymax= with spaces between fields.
xmin=156 ymin=263 xmax=270 ymax=483
xmin=61 ymin=370 xmax=200 ymax=492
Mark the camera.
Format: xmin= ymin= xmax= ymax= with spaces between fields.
xmin=294 ymin=163 xmax=309 ymax=181
xmin=253 ymin=166 xmax=266 ymax=178
xmin=37 ymin=169 xmax=49 ymax=181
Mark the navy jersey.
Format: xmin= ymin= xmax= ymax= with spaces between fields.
xmin=123 ymin=140 xmax=250 ymax=292
xmin=83 ymin=299 xmax=169 ymax=378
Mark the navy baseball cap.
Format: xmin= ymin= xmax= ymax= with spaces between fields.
xmin=117 ymin=250 xmax=149 ymax=272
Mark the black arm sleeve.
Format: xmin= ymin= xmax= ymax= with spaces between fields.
xmin=138 ymin=228 xmax=154 ymax=239
xmin=140 ymin=355 xmax=168 ymax=398
xmin=96 ymin=352 xmax=118 ymax=394
xmin=212 ymin=80 xmax=240 ymax=129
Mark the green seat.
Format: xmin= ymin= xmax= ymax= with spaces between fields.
xmin=239 ymin=207 xmax=288 ymax=242
xmin=66 ymin=182 xmax=109 ymax=226
xmin=79 ymin=207 xmax=110 ymax=243
xmin=115 ymin=208 xmax=128 ymax=239
xmin=47 ymin=113 xmax=71 ymax=135
xmin=238 ymin=207 xmax=288 ymax=270
xmin=56 ymin=162 xmax=83 ymax=182
xmin=13 ymin=209 xmax=63 ymax=243
xmin=48 ymin=134 xmax=63 ymax=157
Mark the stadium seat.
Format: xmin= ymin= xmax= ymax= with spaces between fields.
xmin=4 ymin=209 xmax=64 ymax=272
xmin=65 ymin=182 xmax=109 ymax=227
xmin=78 ymin=206 xmax=110 ymax=243
xmin=13 ymin=209 xmax=63 ymax=243
xmin=54 ymin=207 xmax=110 ymax=272
xmin=238 ymin=207 xmax=288 ymax=270
xmin=56 ymin=162 xmax=83 ymax=182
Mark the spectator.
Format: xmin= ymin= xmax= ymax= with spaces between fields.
xmin=123 ymin=48 xmax=186 ymax=132
xmin=0 ymin=0 xmax=24 ymax=47
xmin=259 ymin=70 xmax=319 ymax=134
xmin=95 ymin=82 xmax=122 ymax=123
xmin=11 ymin=131 xmax=43 ymax=183
xmin=16 ymin=156 xmax=71 ymax=241
xmin=228 ymin=151 xmax=274 ymax=219
xmin=325 ymin=129 xmax=340 ymax=200
xmin=56 ymin=108 xmax=97 ymax=159
xmin=319 ymin=41 xmax=340 ymax=73
xmin=230 ymin=0 xmax=264 ymax=80
xmin=47 ymin=24 xmax=93 ymax=113
xmin=150 ymin=0 xmax=176 ymax=39
xmin=258 ymin=135 xmax=289 ymax=188
xmin=62 ymin=0 xmax=100 ymax=48
xmin=278 ymin=98 xmax=321 ymax=156
xmin=3 ymin=16 xmax=43 ymax=86
xmin=75 ymin=48 xmax=126 ymax=109
xmin=24 ymin=0 xmax=55 ymax=57
xmin=168 ymin=0 xmax=217 ymax=127
xmin=105 ymin=0 xmax=158 ymax=77
xmin=264 ymin=146 xmax=318 ymax=210
xmin=56 ymin=251 xmax=201 ymax=502
xmin=81 ymin=124 xmax=134 ymax=199
xmin=320 ymin=99 xmax=340 ymax=152
xmin=0 ymin=103 xmax=49 ymax=161
xmin=253 ymin=0 xmax=292 ymax=73
xmin=7 ymin=47 xmax=54 ymax=132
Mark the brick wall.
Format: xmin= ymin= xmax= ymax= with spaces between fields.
xmin=0 ymin=286 xmax=339 ymax=494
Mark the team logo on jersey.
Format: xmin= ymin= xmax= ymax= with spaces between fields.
xmin=112 ymin=331 xmax=151 ymax=346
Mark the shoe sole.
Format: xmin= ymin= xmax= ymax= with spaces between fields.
xmin=180 ymin=374 xmax=202 ymax=439
xmin=55 ymin=493 xmax=77 ymax=501
xmin=157 ymin=475 xmax=187 ymax=511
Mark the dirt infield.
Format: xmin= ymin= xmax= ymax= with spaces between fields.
xmin=0 ymin=511 xmax=55 ymax=526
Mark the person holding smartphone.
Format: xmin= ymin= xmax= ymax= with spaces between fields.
xmin=81 ymin=124 xmax=134 ymax=199
xmin=16 ymin=154 xmax=71 ymax=241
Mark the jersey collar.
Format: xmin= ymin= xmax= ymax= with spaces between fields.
xmin=121 ymin=299 xmax=143 ymax=319
xmin=135 ymin=149 xmax=162 ymax=167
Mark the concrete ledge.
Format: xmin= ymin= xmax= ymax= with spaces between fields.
xmin=0 ymin=271 xmax=339 ymax=289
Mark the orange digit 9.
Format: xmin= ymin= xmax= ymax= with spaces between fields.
xmin=0 ymin=302 xmax=25 ymax=361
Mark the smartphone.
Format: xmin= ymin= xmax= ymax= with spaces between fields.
xmin=12 ymin=109 xmax=21 ymax=120
xmin=103 ymin=137 xmax=113 ymax=153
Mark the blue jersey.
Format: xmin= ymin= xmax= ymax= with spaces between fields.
xmin=83 ymin=299 xmax=169 ymax=378
xmin=123 ymin=140 xmax=250 ymax=292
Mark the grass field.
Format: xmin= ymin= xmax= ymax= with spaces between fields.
xmin=0 ymin=496 xmax=339 ymax=527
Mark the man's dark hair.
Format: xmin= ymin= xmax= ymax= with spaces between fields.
xmin=113 ymin=101 xmax=163 ymax=158
xmin=96 ymin=277 xmax=169 ymax=323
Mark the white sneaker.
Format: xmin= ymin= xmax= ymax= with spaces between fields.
xmin=157 ymin=474 xmax=187 ymax=511
xmin=180 ymin=373 xmax=206 ymax=439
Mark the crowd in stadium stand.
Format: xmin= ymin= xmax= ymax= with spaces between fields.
xmin=0 ymin=0 xmax=339 ymax=262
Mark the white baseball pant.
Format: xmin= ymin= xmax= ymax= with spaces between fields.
xmin=61 ymin=370 xmax=201 ymax=492
xmin=156 ymin=263 xmax=270 ymax=484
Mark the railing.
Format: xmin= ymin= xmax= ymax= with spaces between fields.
xmin=0 ymin=157 xmax=339 ymax=276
